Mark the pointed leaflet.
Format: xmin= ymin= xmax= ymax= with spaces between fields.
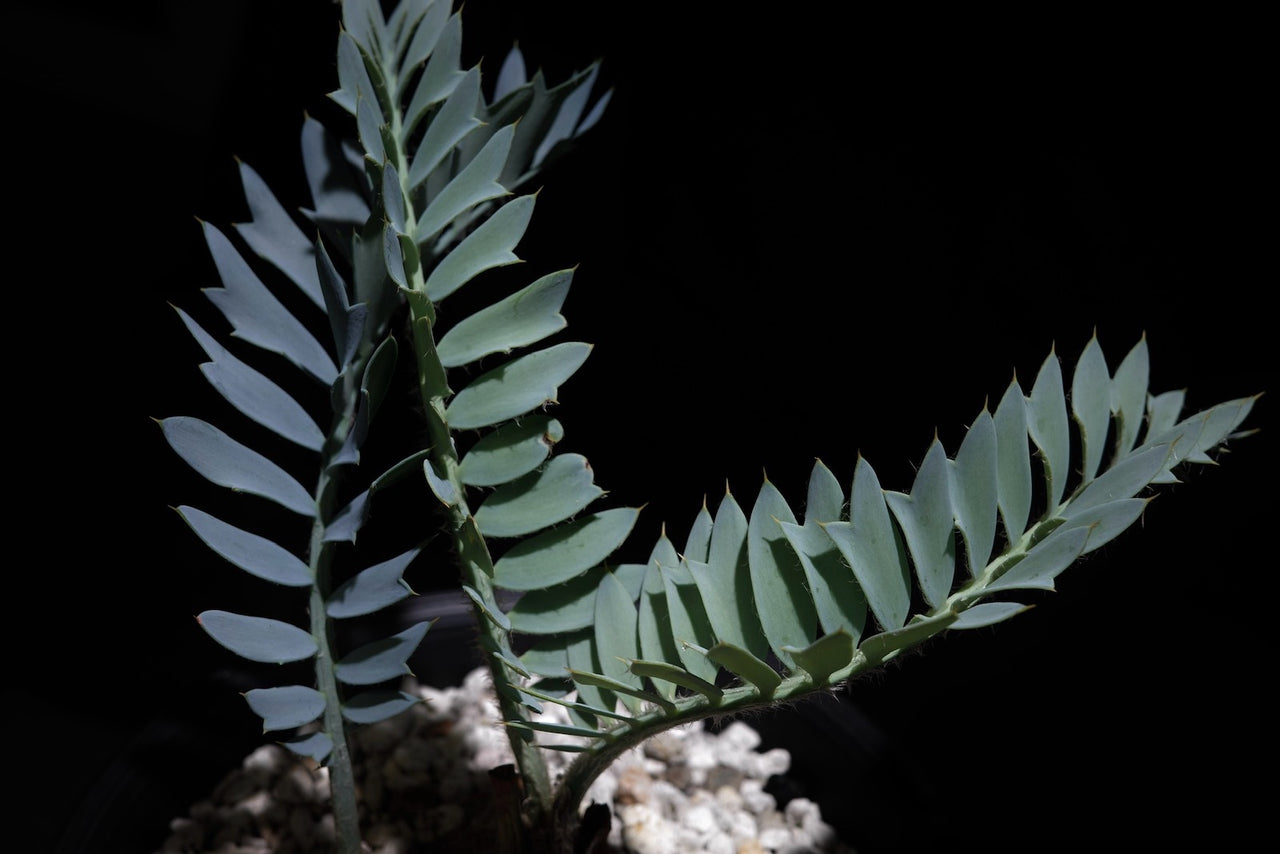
xmin=330 ymin=334 xmax=399 ymax=470
xmin=417 ymin=123 xmax=514 ymax=243
xmin=200 ymin=222 xmax=338 ymax=384
xmin=323 ymin=450 xmax=431 ymax=544
xmin=628 ymin=658 xmax=722 ymax=703
xmin=176 ymin=506 xmax=312 ymax=587
xmin=342 ymin=690 xmax=420 ymax=725
xmin=1026 ymin=348 xmax=1070 ymax=507
xmin=398 ymin=0 xmax=450 ymax=80
xmin=1111 ymin=337 xmax=1150 ymax=457
xmin=444 ymin=342 xmax=591 ymax=430
xmin=382 ymin=220 xmax=410 ymax=291
xmin=1204 ymin=395 xmax=1258 ymax=448
xmin=782 ymin=631 xmax=857 ymax=684
xmin=335 ymin=332 xmax=394 ymax=468
xmin=857 ymin=611 xmax=957 ymax=667
xmin=993 ymin=378 xmax=1032 ymax=544
xmin=326 ymin=547 xmax=421 ymax=618
xmin=424 ymin=457 xmax=460 ymax=507
xmin=381 ymin=158 xmax=410 ymax=236
xmin=1145 ymin=403 xmax=1214 ymax=483
xmin=500 ymin=66 xmax=598 ymax=187
xmin=949 ymin=408 xmax=998 ymax=576
xmin=570 ymin=669 xmax=670 ymax=714
xmin=636 ymin=562 xmax=681 ymax=700
xmin=232 ymin=159 xmax=324 ymax=309
xmin=283 ymin=731 xmax=333 ymax=763
xmin=576 ymin=86 xmax=612 ymax=137
xmin=493 ymin=44 xmax=527 ymax=102
xmin=300 ymin=116 xmax=370 ymax=230
xmin=423 ymin=194 xmax=536 ymax=301
xmin=244 ymin=685 xmax=326 ymax=732
xmin=594 ymin=571 xmax=644 ymax=712
xmin=197 ymin=611 xmax=317 ymax=664
xmin=1072 ymin=335 xmax=1112 ymax=485
xmin=1153 ymin=396 xmax=1257 ymax=469
xmin=463 ymin=585 xmax=512 ymax=633
xmin=805 ymin=460 xmax=845 ymax=524
xmin=514 ymin=683 xmax=632 ymax=724
xmin=436 ymin=269 xmax=572 ymax=368
xmin=951 ymin=601 xmax=1032 ymax=629
xmin=492 ymin=507 xmax=641 ymax=590
xmin=532 ymin=63 xmax=601 ymax=167
xmin=1064 ymin=443 xmax=1171 ymax=520
xmin=984 ymin=526 xmax=1090 ymax=593
xmin=650 ymin=530 xmax=680 ymax=571
xmin=777 ymin=520 xmax=867 ymax=642
xmin=358 ymin=218 xmax=406 ymax=338
xmin=702 ymin=642 xmax=781 ymax=697
xmin=566 ymin=633 xmax=615 ymax=720
xmin=407 ymin=66 xmax=483 ymax=189
xmin=507 ymin=563 xmax=645 ymax=634
xmin=520 ymin=634 xmax=575 ymax=679
xmin=474 ymin=453 xmax=603 ymax=539
xmin=686 ymin=558 xmax=743 ymax=654
xmin=778 ymin=461 xmax=864 ymax=638
xmin=1061 ymin=498 xmax=1150 ymax=555
xmin=336 ymin=621 xmax=432 ymax=686
xmin=506 ymin=717 xmax=608 ymax=741
xmin=885 ymin=438 xmax=956 ymax=609
xmin=341 ymin=0 xmax=385 ymax=61
xmin=403 ymin=298 xmax=450 ymax=405
xmin=494 ymin=649 xmax=537 ymax=692
xmin=161 ymin=417 xmax=315 ymax=517
xmin=823 ymin=456 xmax=911 ymax=632
xmin=403 ymin=11 xmax=464 ymax=136
xmin=355 ymin=91 xmax=386 ymax=165
xmin=325 ymin=490 xmax=371 ymax=544
xmin=659 ymin=558 xmax=720 ymax=685
xmin=1145 ymin=390 xmax=1186 ymax=480
xmin=458 ymin=416 xmax=563 ymax=487
xmin=315 ymin=238 xmax=367 ymax=370
xmin=175 ymin=307 xmax=324 ymax=452
xmin=747 ymin=479 xmax=818 ymax=670
xmin=683 ymin=502 xmax=714 ymax=564
xmin=331 ymin=30 xmax=383 ymax=120
xmin=463 ymin=82 xmax=533 ymax=183
xmin=688 ymin=491 xmax=769 ymax=660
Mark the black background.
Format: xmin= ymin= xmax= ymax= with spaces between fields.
xmin=12 ymin=3 xmax=1273 ymax=853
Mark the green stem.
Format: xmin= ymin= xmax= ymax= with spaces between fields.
xmin=307 ymin=367 xmax=366 ymax=854
xmin=308 ymin=517 xmax=361 ymax=854
xmin=372 ymin=38 xmax=554 ymax=838
xmin=548 ymin=668 xmax=863 ymax=835
xmin=403 ymin=289 xmax=554 ymax=819
xmin=379 ymin=85 xmax=553 ymax=823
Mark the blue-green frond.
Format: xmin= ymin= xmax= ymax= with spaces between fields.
xmin=500 ymin=337 xmax=1256 ymax=754
xmin=166 ymin=61 xmax=438 ymax=762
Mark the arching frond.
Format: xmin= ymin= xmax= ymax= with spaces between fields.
xmin=501 ymin=335 xmax=1256 ymax=809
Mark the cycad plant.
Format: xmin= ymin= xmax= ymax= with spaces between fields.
xmin=158 ymin=2 xmax=1260 ymax=852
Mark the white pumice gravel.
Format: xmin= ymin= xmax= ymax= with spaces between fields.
xmin=157 ymin=667 xmax=856 ymax=853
